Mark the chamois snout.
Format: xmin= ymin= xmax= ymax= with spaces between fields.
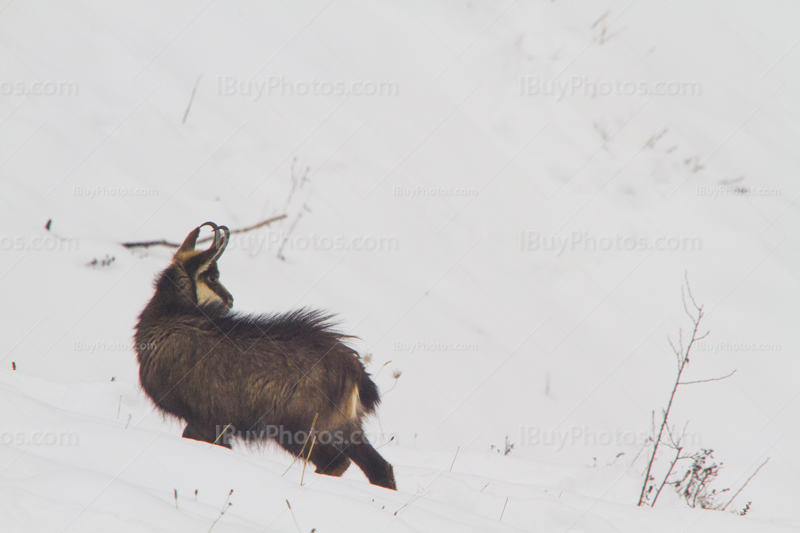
xmin=134 ymin=222 xmax=396 ymax=490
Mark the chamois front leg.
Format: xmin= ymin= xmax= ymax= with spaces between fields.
xmin=182 ymin=422 xmax=232 ymax=449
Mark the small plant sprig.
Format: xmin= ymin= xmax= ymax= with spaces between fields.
xmin=384 ymin=369 xmax=402 ymax=393
xmin=671 ymin=449 xmax=724 ymax=509
xmin=490 ymin=435 xmax=514 ymax=456
xmin=88 ymin=255 xmax=115 ymax=267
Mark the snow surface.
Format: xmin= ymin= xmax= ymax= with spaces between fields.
xmin=1 ymin=0 xmax=799 ymax=531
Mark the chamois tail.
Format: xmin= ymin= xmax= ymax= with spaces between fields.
xmin=358 ymin=370 xmax=381 ymax=415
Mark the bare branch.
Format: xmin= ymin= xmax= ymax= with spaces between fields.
xmin=211 ymin=214 xmax=288 ymax=241
xmin=273 ymin=161 xmax=311 ymax=261
xmin=182 ymin=74 xmax=202 ymax=125
xmin=631 ymin=437 xmax=653 ymax=466
xmin=684 ymin=272 xmax=702 ymax=312
xmin=721 ymin=458 xmax=769 ymax=511
xmin=652 ymin=445 xmax=682 ymax=506
xmin=682 ymin=287 xmax=690 ymax=319
xmin=679 ymin=369 xmax=737 ymax=385
xmin=121 ymin=214 xmax=287 ymax=249
xmin=276 ymin=210 xmax=304 ymax=262
xmin=120 ymin=239 xmax=179 ymax=249
xmin=667 ymin=337 xmax=677 ymax=356
xmin=638 ymin=275 xmax=710 ymax=507
xmin=665 ymin=420 xmax=689 ymax=449
xmin=279 ymin=158 xmax=310 ymax=215
xmin=668 ymin=336 xmax=681 ymax=367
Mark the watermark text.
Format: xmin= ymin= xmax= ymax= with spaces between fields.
xmin=519 ymin=231 xmax=702 ymax=254
xmin=520 ymin=75 xmax=702 ymax=99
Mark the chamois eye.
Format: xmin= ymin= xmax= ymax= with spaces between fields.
xmin=208 ymin=273 xmax=218 ymax=283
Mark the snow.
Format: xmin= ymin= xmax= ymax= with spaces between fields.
xmin=1 ymin=0 xmax=799 ymax=531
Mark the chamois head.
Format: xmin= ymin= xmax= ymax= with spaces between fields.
xmin=170 ymin=222 xmax=233 ymax=309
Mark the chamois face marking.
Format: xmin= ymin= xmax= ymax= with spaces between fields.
xmin=194 ymin=260 xmax=233 ymax=308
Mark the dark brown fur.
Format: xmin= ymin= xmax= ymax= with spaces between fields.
xmin=134 ymin=223 xmax=395 ymax=489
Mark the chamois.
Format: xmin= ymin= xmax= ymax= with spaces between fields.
xmin=134 ymin=222 xmax=396 ymax=490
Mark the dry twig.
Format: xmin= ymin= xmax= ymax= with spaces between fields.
xmin=450 ymin=446 xmax=459 ymax=471
xmin=301 ymin=434 xmax=317 ymax=486
xmin=721 ymin=458 xmax=770 ymax=511
xmin=207 ymin=490 xmax=233 ymax=533
xmin=282 ymin=413 xmax=319 ymax=477
xmin=285 ymin=500 xmax=303 ymax=533
xmin=182 ymin=75 xmax=202 ymax=124
xmin=121 ymin=215 xmax=287 ymax=249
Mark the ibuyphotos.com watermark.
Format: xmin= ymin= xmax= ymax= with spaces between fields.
xmin=393 ymin=185 xmax=478 ymax=198
xmin=73 ymin=186 xmax=158 ymax=198
xmin=207 ymin=232 xmax=399 ymax=255
xmin=519 ymin=231 xmax=702 ymax=255
xmin=73 ymin=341 xmax=156 ymax=353
xmin=393 ymin=340 xmax=478 ymax=353
xmin=519 ymin=76 xmax=702 ymax=100
xmin=215 ymin=425 xmax=377 ymax=448
xmin=0 ymin=431 xmax=79 ymax=447
xmin=696 ymin=185 xmax=781 ymax=198
xmin=695 ymin=340 xmax=780 ymax=353
xmin=0 ymin=235 xmax=78 ymax=252
xmin=217 ymin=75 xmax=399 ymax=99
xmin=0 ymin=80 xmax=79 ymax=97
xmin=518 ymin=425 xmax=702 ymax=450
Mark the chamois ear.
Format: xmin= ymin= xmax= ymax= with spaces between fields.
xmin=177 ymin=227 xmax=201 ymax=254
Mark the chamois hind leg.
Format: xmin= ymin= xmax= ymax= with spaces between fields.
xmin=310 ymin=444 xmax=351 ymax=477
xmin=343 ymin=436 xmax=396 ymax=490
xmin=182 ymin=423 xmax=232 ymax=449
xmin=277 ymin=437 xmax=351 ymax=477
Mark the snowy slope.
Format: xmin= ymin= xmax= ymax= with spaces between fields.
xmin=1 ymin=0 xmax=799 ymax=531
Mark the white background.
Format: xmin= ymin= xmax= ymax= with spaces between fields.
xmin=0 ymin=1 xmax=799 ymax=531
